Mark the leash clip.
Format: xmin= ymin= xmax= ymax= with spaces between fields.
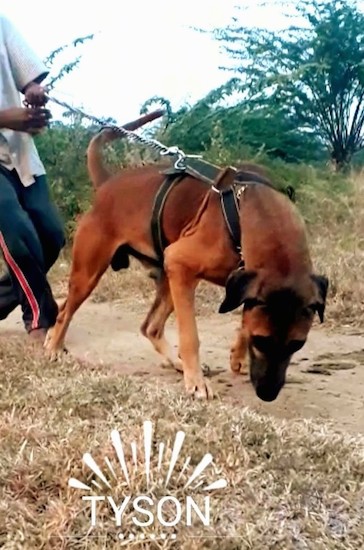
xmin=160 ymin=146 xmax=187 ymax=170
xmin=236 ymin=184 xmax=247 ymax=200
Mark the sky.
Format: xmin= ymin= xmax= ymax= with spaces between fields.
xmin=1 ymin=0 xmax=289 ymax=124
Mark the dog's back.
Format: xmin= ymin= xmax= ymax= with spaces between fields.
xmin=241 ymin=183 xmax=311 ymax=276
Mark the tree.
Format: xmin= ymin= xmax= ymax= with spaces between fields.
xmin=142 ymin=84 xmax=326 ymax=164
xmin=33 ymin=35 xmax=96 ymax=233
xmin=44 ymin=34 xmax=94 ymax=92
xmin=140 ymin=81 xmax=242 ymax=154
xmin=211 ymin=0 xmax=364 ymax=170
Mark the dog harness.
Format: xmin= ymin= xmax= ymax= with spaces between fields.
xmin=150 ymin=158 xmax=277 ymax=267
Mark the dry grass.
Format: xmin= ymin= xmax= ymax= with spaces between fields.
xmin=0 ymin=162 xmax=364 ymax=550
xmin=1 ymin=161 xmax=363 ymax=549
xmin=298 ymin=170 xmax=364 ymax=327
xmin=0 ymin=336 xmax=363 ymax=550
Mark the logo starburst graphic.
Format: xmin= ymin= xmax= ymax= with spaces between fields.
xmin=69 ymin=420 xmax=227 ymax=493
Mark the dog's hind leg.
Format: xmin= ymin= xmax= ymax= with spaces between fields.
xmin=44 ymin=216 xmax=116 ymax=355
xmin=140 ymin=273 xmax=182 ymax=372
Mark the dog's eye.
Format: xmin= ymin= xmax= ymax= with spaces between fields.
xmin=244 ymin=298 xmax=266 ymax=311
xmin=303 ymin=305 xmax=316 ymax=318
xmin=287 ymin=339 xmax=306 ymax=354
xmin=251 ymin=335 xmax=274 ymax=354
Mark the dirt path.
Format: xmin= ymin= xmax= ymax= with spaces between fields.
xmin=2 ymin=300 xmax=364 ymax=434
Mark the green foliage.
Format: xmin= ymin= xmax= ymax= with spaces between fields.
xmin=36 ymin=113 xmax=349 ymax=241
xmin=210 ymin=0 xmax=364 ymax=169
xmin=35 ymin=119 xmax=133 ymax=236
xmin=35 ymin=19 xmax=359 ymax=242
xmin=35 ymin=119 xmax=93 ymax=235
xmin=148 ymin=83 xmax=326 ymax=164
xmin=45 ymin=34 xmax=94 ymax=92
xmin=36 ymin=34 xmax=98 ymax=235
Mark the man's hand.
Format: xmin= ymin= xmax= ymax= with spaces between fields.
xmin=23 ymin=82 xmax=48 ymax=107
xmin=0 ymin=107 xmax=52 ymax=134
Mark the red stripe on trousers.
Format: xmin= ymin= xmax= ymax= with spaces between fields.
xmin=0 ymin=231 xmax=40 ymax=329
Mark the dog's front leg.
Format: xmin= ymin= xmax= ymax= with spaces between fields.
xmin=165 ymin=248 xmax=213 ymax=400
xmin=229 ymin=326 xmax=249 ymax=375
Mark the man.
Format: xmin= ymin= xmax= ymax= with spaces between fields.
xmin=0 ymin=14 xmax=65 ymax=343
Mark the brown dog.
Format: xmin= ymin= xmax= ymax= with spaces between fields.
xmin=45 ymin=114 xmax=328 ymax=402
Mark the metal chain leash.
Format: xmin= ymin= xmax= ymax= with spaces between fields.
xmin=45 ymin=95 xmax=201 ymax=170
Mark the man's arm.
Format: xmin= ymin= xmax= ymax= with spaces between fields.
xmin=1 ymin=15 xmax=49 ymax=96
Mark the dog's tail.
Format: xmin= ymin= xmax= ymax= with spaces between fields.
xmin=87 ymin=109 xmax=164 ymax=189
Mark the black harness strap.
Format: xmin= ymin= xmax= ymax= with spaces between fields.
xmin=150 ymin=174 xmax=184 ymax=265
xmin=148 ymin=161 xmax=291 ymax=269
xmin=220 ymin=187 xmax=242 ymax=254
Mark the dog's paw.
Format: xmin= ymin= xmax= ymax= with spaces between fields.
xmin=160 ymin=357 xmax=184 ymax=373
xmin=44 ymin=329 xmax=68 ymax=360
xmin=230 ymin=352 xmax=249 ymax=375
xmin=45 ymin=347 xmax=68 ymax=362
xmin=184 ymin=374 xmax=214 ymax=400
xmin=43 ymin=327 xmax=54 ymax=349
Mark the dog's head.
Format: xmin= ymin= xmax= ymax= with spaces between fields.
xmin=219 ymin=269 xmax=329 ymax=402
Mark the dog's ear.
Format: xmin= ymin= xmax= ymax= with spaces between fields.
xmin=310 ymin=274 xmax=329 ymax=323
xmin=219 ymin=269 xmax=257 ymax=313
